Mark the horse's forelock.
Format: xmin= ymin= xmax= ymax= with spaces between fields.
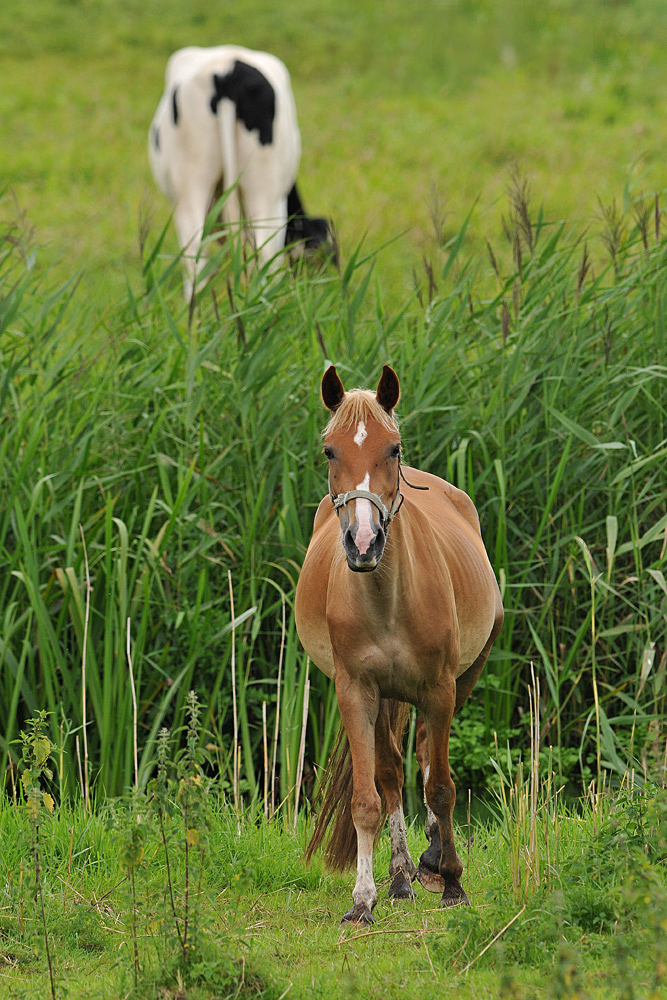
xmin=322 ymin=390 xmax=399 ymax=438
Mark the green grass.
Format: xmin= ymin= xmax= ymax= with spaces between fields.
xmin=1 ymin=784 xmax=666 ymax=999
xmin=2 ymin=175 xmax=667 ymax=801
xmin=3 ymin=0 xmax=667 ymax=306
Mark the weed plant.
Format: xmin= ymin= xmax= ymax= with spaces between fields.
xmin=15 ymin=713 xmax=57 ymax=1000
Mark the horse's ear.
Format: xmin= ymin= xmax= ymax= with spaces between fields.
xmin=321 ymin=366 xmax=345 ymax=412
xmin=376 ymin=365 xmax=400 ymax=413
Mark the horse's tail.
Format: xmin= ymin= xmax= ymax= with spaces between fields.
xmin=305 ymin=699 xmax=411 ymax=872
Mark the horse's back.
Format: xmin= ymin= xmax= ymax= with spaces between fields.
xmin=398 ymin=466 xmax=481 ymax=531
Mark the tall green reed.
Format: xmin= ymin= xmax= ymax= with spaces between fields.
xmin=1 ymin=183 xmax=667 ymax=810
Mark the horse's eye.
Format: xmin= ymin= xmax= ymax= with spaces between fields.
xmin=323 ymin=447 xmax=335 ymax=461
xmin=391 ymin=445 xmax=401 ymax=459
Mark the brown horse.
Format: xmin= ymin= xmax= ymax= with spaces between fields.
xmin=295 ymin=365 xmax=503 ymax=924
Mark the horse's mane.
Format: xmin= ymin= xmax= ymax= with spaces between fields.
xmin=323 ymin=389 xmax=399 ymax=437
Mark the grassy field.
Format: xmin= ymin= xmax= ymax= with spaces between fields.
xmin=1 ymin=720 xmax=666 ymax=1000
xmin=3 ymin=0 xmax=667 ymax=304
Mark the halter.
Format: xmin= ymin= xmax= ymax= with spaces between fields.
xmin=329 ymin=463 xmax=428 ymax=527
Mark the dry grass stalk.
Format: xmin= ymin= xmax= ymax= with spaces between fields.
xmin=293 ymin=660 xmax=310 ymax=830
xmin=491 ymin=665 xmax=562 ymax=903
xmin=228 ymin=571 xmax=240 ymax=816
xmin=125 ymin=616 xmax=138 ymax=789
xmin=270 ymin=595 xmax=286 ymax=819
xmin=461 ymin=906 xmax=526 ymax=976
xmin=80 ymin=524 xmax=91 ymax=810
xmin=262 ymin=700 xmax=269 ymax=818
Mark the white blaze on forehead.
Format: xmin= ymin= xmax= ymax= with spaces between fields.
xmin=354 ymin=472 xmax=374 ymax=555
xmin=353 ymin=420 xmax=367 ymax=447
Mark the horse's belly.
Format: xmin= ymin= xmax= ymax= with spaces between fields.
xmin=456 ymin=602 xmax=498 ymax=673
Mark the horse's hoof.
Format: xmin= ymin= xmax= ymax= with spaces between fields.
xmin=388 ymin=872 xmax=417 ymax=900
xmin=341 ymin=905 xmax=374 ymax=926
xmin=417 ymin=863 xmax=445 ymax=894
xmin=441 ymin=884 xmax=469 ymax=908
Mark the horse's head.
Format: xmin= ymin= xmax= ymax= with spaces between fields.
xmin=321 ymin=365 xmax=401 ymax=572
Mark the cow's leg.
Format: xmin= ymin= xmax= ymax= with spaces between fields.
xmin=172 ymin=185 xmax=216 ymax=300
xmin=240 ymin=189 xmax=288 ymax=270
xmin=423 ymin=678 xmax=468 ymax=907
xmin=374 ymin=701 xmax=416 ymax=900
xmin=335 ymin=670 xmax=381 ymax=924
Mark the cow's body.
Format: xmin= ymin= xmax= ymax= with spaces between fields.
xmin=149 ymin=45 xmax=330 ymax=297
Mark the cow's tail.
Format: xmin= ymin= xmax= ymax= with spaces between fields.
xmin=305 ymin=699 xmax=411 ymax=872
xmin=216 ymin=97 xmax=242 ymax=233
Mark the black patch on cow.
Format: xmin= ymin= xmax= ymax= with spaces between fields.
xmin=153 ymin=126 xmax=160 ymax=151
xmin=171 ymin=86 xmax=179 ymax=126
xmin=287 ymin=183 xmax=306 ymax=221
xmin=285 ymin=183 xmax=333 ymax=255
xmin=289 ymin=214 xmax=332 ymax=250
xmin=210 ymin=61 xmax=275 ymax=145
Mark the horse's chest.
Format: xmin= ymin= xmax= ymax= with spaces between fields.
xmin=330 ymin=611 xmax=448 ymax=697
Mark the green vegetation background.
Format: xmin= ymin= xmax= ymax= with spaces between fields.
xmin=3 ymin=0 xmax=667 ymax=303
xmin=2 ymin=3 xmax=667 ymax=996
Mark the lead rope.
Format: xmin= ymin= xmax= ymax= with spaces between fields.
xmin=399 ymin=463 xmax=429 ymax=491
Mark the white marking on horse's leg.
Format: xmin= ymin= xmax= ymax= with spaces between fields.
xmin=352 ymin=829 xmax=377 ymax=914
xmin=354 ymin=420 xmax=367 ymax=447
xmin=354 ymin=471 xmax=374 ymax=555
xmin=423 ymin=764 xmax=438 ymax=830
xmin=388 ymin=807 xmax=417 ymax=879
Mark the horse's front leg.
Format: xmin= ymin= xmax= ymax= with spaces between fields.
xmin=375 ymin=700 xmax=416 ymax=900
xmin=335 ymin=669 xmax=381 ymax=924
xmin=422 ymin=681 xmax=468 ymax=907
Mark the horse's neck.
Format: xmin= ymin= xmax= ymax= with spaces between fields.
xmin=348 ymin=521 xmax=411 ymax=617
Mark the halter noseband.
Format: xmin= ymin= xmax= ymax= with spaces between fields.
xmin=329 ymin=463 xmax=428 ymax=526
xmin=329 ymin=483 xmax=403 ymax=524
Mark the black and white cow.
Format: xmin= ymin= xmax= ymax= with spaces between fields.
xmin=148 ymin=45 xmax=332 ymax=297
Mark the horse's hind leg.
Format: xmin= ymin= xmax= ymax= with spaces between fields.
xmin=422 ymin=679 xmax=469 ymax=907
xmin=336 ymin=670 xmax=382 ymax=924
xmin=375 ymin=700 xmax=416 ymax=900
xmin=415 ymin=716 xmax=445 ymax=893
xmin=417 ymin=626 xmax=501 ymax=895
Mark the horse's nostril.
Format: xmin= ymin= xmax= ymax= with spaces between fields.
xmin=344 ymin=524 xmax=386 ymax=561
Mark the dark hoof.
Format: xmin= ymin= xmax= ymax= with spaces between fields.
xmin=341 ymin=905 xmax=374 ymax=926
xmin=441 ymin=884 xmax=469 ymax=908
xmin=388 ymin=872 xmax=417 ymax=900
xmin=417 ymin=863 xmax=445 ymax=894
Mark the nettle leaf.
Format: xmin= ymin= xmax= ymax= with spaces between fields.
xmin=32 ymin=736 xmax=52 ymax=768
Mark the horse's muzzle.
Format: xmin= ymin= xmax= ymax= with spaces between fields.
xmin=343 ymin=525 xmax=386 ymax=572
